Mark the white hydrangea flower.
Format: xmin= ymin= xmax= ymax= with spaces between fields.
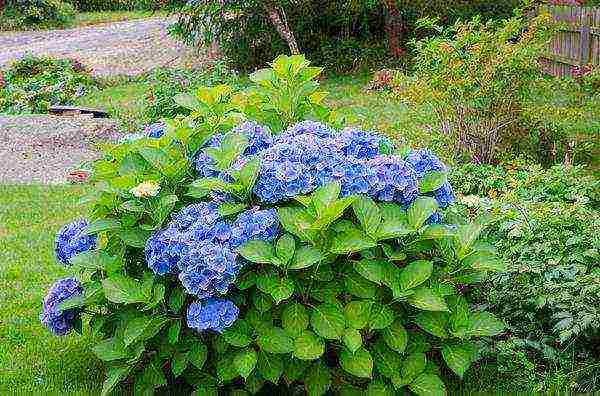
xmin=130 ymin=181 xmax=160 ymax=198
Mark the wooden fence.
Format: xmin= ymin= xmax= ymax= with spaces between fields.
xmin=539 ymin=5 xmax=600 ymax=77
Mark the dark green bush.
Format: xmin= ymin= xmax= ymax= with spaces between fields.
xmin=1 ymin=0 xmax=75 ymax=30
xmin=0 ymin=55 xmax=95 ymax=114
xmin=68 ymin=0 xmax=184 ymax=12
xmin=172 ymin=0 xmax=520 ymax=72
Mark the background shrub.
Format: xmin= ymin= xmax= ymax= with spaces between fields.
xmin=0 ymin=0 xmax=75 ymax=30
xmin=67 ymin=0 xmax=184 ymax=12
xmin=0 ymin=55 xmax=95 ymax=114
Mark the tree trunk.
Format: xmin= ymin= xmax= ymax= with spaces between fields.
xmin=262 ymin=1 xmax=300 ymax=54
xmin=382 ymin=0 xmax=406 ymax=57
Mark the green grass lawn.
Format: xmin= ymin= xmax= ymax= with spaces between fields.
xmin=0 ymin=185 xmax=102 ymax=394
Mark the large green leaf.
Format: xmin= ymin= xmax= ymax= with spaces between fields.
xmin=376 ymin=217 xmax=413 ymax=240
xmin=369 ymin=304 xmax=395 ymax=330
xmin=407 ymin=197 xmax=439 ymax=230
xmin=339 ymin=347 xmax=373 ymax=378
xmin=187 ymin=343 xmax=208 ymax=370
xmin=257 ymin=352 xmax=284 ymax=384
xmin=282 ymin=302 xmax=309 ymax=337
xmin=419 ymin=171 xmax=447 ymax=194
xmin=344 ymin=300 xmax=372 ymax=329
xmin=277 ymin=206 xmax=317 ymax=242
xmin=93 ymin=337 xmax=128 ymax=362
xmin=383 ymin=320 xmax=408 ymax=355
xmin=305 ymin=362 xmax=331 ymax=396
xmin=466 ymin=312 xmax=505 ymax=337
xmin=401 ymin=352 xmax=427 ymax=384
xmin=275 ymin=234 xmax=295 ymax=266
xmin=293 ymin=330 xmax=325 ymax=360
xmin=312 ymin=181 xmax=341 ymax=217
xmin=407 ymin=287 xmax=449 ymax=312
xmin=222 ymin=319 xmax=254 ymax=347
xmin=289 ymin=245 xmax=322 ymax=270
xmin=173 ymin=92 xmax=201 ymax=111
xmin=409 ymin=373 xmax=447 ymax=396
xmin=398 ymin=260 xmax=433 ymax=291
xmin=269 ymin=277 xmax=295 ymax=304
xmin=86 ymin=218 xmax=121 ymax=235
xmin=312 ymin=196 xmax=356 ymax=230
xmin=415 ymin=312 xmax=449 ymax=338
xmin=330 ymin=226 xmax=377 ymax=254
xmin=123 ymin=315 xmax=169 ymax=346
xmin=237 ymin=240 xmax=278 ymax=265
xmin=354 ymin=259 xmax=386 ymax=285
xmin=134 ymin=360 xmax=166 ymax=395
xmin=372 ymin=341 xmax=403 ymax=385
xmin=344 ymin=271 xmax=377 ymax=299
xmin=101 ymin=364 xmax=133 ymax=396
xmin=462 ymin=252 xmax=506 ymax=272
xmin=342 ymin=328 xmax=363 ymax=354
xmin=310 ymin=303 xmax=346 ymax=340
xmin=234 ymin=348 xmax=257 ymax=379
xmin=441 ymin=342 xmax=478 ymax=379
xmin=257 ymin=327 xmax=294 ymax=354
xmin=352 ymin=195 xmax=381 ymax=237
xmin=102 ymin=274 xmax=151 ymax=304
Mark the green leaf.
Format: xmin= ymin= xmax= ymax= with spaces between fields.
xmin=218 ymin=202 xmax=248 ymax=217
xmin=234 ymin=348 xmax=257 ymax=379
xmin=171 ymin=352 xmax=188 ymax=378
xmin=168 ymin=288 xmax=185 ymax=312
xmin=344 ymin=300 xmax=372 ymax=329
xmin=188 ymin=177 xmax=238 ymax=198
xmin=376 ymin=217 xmax=413 ymax=240
xmin=269 ymin=277 xmax=295 ymax=304
xmin=354 ymin=259 xmax=387 ymax=285
xmin=123 ymin=315 xmax=169 ymax=347
xmin=69 ymin=251 xmax=120 ymax=272
xmin=407 ymin=197 xmax=439 ymax=230
xmin=398 ymin=260 xmax=433 ymax=291
xmin=257 ymin=352 xmax=283 ymax=384
xmin=345 ymin=271 xmax=377 ymax=299
xmin=383 ymin=320 xmax=408 ymax=354
xmin=222 ymin=319 xmax=254 ymax=347
xmin=173 ymin=92 xmax=201 ymax=110
xmin=415 ymin=312 xmax=449 ymax=338
xmin=93 ymin=337 xmax=128 ymax=362
xmin=305 ymin=362 xmax=331 ymax=396
xmin=340 ymin=347 xmax=373 ymax=378
xmin=293 ymin=330 xmax=325 ymax=360
xmin=101 ymin=364 xmax=132 ymax=396
xmin=282 ymin=303 xmax=309 ymax=338
xmin=57 ymin=293 xmax=85 ymax=311
xmin=342 ymin=328 xmax=362 ymax=354
xmin=330 ymin=226 xmax=377 ymax=254
xmin=167 ymin=321 xmax=181 ymax=344
xmin=276 ymin=234 xmax=295 ymax=266
xmin=277 ymin=206 xmax=317 ymax=242
xmin=463 ymin=252 xmax=506 ymax=272
xmin=372 ymin=341 xmax=403 ymax=385
xmin=407 ymin=287 xmax=449 ymax=312
xmin=352 ymin=195 xmax=381 ymax=237
xmin=257 ymin=327 xmax=294 ymax=354
xmin=310 ymin=303 xmax=346 ymax=340
xmin=442 ymin=342 xmax=478 ymax=379
xmin=217 ymin=355 xmax=238 ymax=383
xmin=312 ymin=181 xmax=341 ymax=217
xmin=419 ymin=171 xmax=447 ymax=194
xmin=401 ymin=352 xmax=427 ymax=384
xmin=312 ymin=196 xmax=356 ymax=230
xmin=206 ymin=131 xmax=249 ymax=171
xmin=366 ymin=380 xmax=394 ymax=396
xmin=86 ymin=218 xmax=121 ymax=235
xmin=409 ymin=373 xmax=447 ymax=396
xmin=421 ymin=224 xmax=456 ymax=240
xmin=237 ymin=156 xmax=261 ymax=193
xmin=454 ymin=223 xmax=484 ymax=257
xmin=369 ymin=304 xmax=395 ymax=330
xmin=187 ymin=343 xmax=208 ymax=370
xmin=134 ymin=361 xmax=166 ymax=395
xmin=289 ymin=245 xmax=322 ymax=270
xmin=466 ymin=312 xmax=505 ymax=337
xmin=102 ymin=274 xmax=151 ymax=304
xmin=117 ymin=228 xmax=150 ymax=248
xmin=237 ymin=240 xmax=278 ymax=265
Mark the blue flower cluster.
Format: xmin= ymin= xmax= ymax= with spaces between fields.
xmin=145 ymin=122 xmax=165 ymax=138
xmin=55 ymin=219 xmax=97 ymax=265
xmin=187 ymin=298 xmax=239 ymax=333
xmin=40 ymin=278 xmax=83 ymax=336
xmin=146 ymin=204 xmax=279 ymax=300
xmin=405 ymin=149 xmax=455 ymax=208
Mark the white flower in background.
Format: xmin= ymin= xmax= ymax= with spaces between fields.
xmin=130 ymin=181 xmax=160 ymax=198
xmin=460 ymin=195 xmax=482 ymax=208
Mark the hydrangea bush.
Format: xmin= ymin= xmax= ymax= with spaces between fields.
xmin=41 ymin=55 xmax=506 ymax=395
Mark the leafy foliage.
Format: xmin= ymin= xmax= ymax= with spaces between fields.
xmin=40 ymin=55 xmax=505 ymax=395
xmin=0 ymin=55 xmax=95 ymax=114
xmin=0 ymin=0 xmax=75 ymax=30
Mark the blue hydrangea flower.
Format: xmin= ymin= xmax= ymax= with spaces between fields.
xmin=178 ymin=241 xmax=240 ymax=298
xmin=55 ymin=219 xmax=97 ymax=265
xmin=233 ymin=121 xmax=273 ymax=155
xmin=367 ymin=155 xmax=419 ymax=204
xmin=229 ymin=208 xmax=280 ymax=248
xmin=335 ymin=128 xmax=390 ymax=159
xmin=333 ymin=156 xmax=375 ymax=197
xmin=145 ymin=122 xmax=165 ymax=138
xmin=145 ymin=203 xmax=222 ymax=275
xmin=275 ymin=120 xmax=334 ymax=143
xmin=40 ymin=278 xmax=83 ymax=336
xmin=405 ymin=149 xmax=455 ymax=208
xmin=187 ymin=298 xmax=239 ymax=333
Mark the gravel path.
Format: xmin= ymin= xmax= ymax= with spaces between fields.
xmin=0 ymin=116 xmax=121 ymax=184
xmin=0 ymin=18 xmax=202 ymax=77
